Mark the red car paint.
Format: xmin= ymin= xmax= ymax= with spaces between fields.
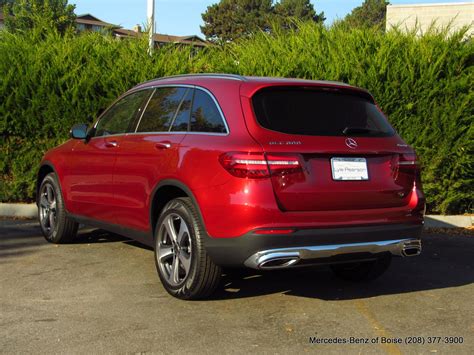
xmin=39 ymin=75 xmax=425 ymax=243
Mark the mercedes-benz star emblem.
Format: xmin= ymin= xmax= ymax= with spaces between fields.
xmin=345 ymin=138 xmax=358 ymax=149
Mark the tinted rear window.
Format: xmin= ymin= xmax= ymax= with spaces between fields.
xmin=252 ymin=87 xmax=395 ymax=137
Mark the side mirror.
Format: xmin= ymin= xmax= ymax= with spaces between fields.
xmin=70 ymin=123 xmax=89 ymax=139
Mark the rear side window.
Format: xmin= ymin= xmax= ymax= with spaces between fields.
xmin=137 ymin=87 xmax=187 ymax=132
xmin=190 ymin=90 xmax=227 ymax=133
xmin=171 ymin=89 xmax=193 ymax=132
xmin=252 ymin=87 xmax=395 ymax=137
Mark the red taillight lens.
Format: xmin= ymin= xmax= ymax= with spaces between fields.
xmin=219 ymin=152 xmax=303 ymax=179
xmin=392 ymin=152 xmax=422 ymax=188
xmin=266 ymin=154 xmax=302 ymax=176
xmin=219 ymin=152 xmax=269 ymax=178
xmin=398 ymin=153 xmax=419 ymax=169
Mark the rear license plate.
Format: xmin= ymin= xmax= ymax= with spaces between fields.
xmin=331 ymin=157 xmax=369 ymax=181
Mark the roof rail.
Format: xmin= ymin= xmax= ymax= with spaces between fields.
xmin=142 ymin=73 xmax=247 ymax=84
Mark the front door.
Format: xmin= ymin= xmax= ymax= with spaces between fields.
xmin=65 ymin=90 xmax=151 ymax=223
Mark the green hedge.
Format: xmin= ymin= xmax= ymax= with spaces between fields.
xmin=0 ymin=24 xmax=472 ymax=213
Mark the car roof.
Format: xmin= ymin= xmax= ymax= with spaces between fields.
xmin=134 ymin=73 xmax=356 ymax=89
xmin=131 ymin=73 xmax=372 ymax=100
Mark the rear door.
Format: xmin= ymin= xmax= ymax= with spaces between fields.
xmin=242 ymin=85 xmax=417 ymax=212
xmin=112 ymin=86 xmax=192 ymax=232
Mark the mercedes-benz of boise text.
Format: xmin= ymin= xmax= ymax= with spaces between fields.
xmin=309 ymin=336 xmax=464 ymax=345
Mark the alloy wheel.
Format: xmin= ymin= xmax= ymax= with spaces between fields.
xmin=39 ymin=183 xmax=57 ymax=236
xmin=157 ymin=213 xmax=192 ymax=287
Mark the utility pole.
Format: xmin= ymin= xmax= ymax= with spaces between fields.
xmin=147 ymin=0 xmax=155 ymax=55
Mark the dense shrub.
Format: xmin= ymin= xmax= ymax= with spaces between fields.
xmin=0 ymin=24 xmax=472 ymax=213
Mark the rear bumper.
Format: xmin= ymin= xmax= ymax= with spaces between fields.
xmin=244 ymin=238 xmax=421 ymax=269
xmin=204 ymin=223 xmax=423 ymax=267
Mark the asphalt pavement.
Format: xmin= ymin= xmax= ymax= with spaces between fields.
xmin=1 ymin=219 xmax=473 ymax=354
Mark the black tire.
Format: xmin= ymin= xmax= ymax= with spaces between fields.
xmin=37 ymin=173 xmax=78 ymax=244
xmin=154 ymin=197 xmax=222 ymax=300
xmin=330 ymin=254 xmax=392 ymax=282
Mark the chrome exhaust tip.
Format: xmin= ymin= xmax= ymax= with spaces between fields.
xmin=259 ymin=257 xmax=300 ymax=269
xmin=401 ymin=240 xmax=422 ymax=257
xmin=243 ymin=238 xmax=423 ymax=270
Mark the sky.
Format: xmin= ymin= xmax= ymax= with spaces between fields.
xmin=71 ymin=0 xmax=467 ymax=37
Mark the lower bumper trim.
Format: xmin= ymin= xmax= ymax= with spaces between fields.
xmin=244 ymin=238 xmax=422 ymax=270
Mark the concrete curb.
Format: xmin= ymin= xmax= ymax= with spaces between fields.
xmin=0 ymin=203 xmax=38 ymax=219
xmin=425 ymin=215 xmax=473 ymax=228
xmin=0 ymin=203 xmax=472 ymax=228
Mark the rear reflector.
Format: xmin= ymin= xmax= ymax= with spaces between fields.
xmin=254 ymin=229 xmax=296 ymax=235
xmin=219 ymin=152 xmax=303 ymax=179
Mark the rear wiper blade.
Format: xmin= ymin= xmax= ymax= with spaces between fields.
xmin=343 ymin=126 xmax=381 ymax=135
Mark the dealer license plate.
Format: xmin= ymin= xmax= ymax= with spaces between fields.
xmin=331 ymin=157 xmax=369 ymax=181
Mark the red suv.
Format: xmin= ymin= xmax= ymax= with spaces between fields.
xmin=37 ymin=74 xmax=425 ymax=299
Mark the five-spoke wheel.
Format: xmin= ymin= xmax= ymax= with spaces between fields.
xmin=154 ymin=198 xmax=221 ymax=299
xmin=39 ymin=183 xmax=57 ymax=235
xmin=37 ymin=173 xmax=78 ymax=243
xmin=157 ymin=213 xmax=192 ymax=287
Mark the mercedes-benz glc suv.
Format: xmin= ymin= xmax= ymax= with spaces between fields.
xmin=37 ymin=74 xmax=425 ymax=299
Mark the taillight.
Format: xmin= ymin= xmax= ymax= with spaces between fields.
xmin=398 ymin=153 xmax=419 ymax=169
xmin=392 ymin=153 xmax=420 ymax=178
xmin=219 ymin=152 xmax=269 ymax=178
xmin=266 ymin=154 xmax=302 ymax=176
xmin=219 ymin=152 xmax=303 ymax=179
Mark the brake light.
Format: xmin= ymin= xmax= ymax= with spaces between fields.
xmin=219 ymin=152 xmax=269 ymax=178
xmin=219 ymin=152 xmax=303 ymax=179
xmin=266 ymin=154 xmax=302 ymax=176
xmin=398 ymin=153 xmax=419 ymax=168
xmin=391 ymin=152 xmax=422 ymax=189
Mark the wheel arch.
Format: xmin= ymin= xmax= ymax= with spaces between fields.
xmin=36 ymin=162 xmax=58 ymax=205
xmin=149 ymin=179 xmax=207 ymax=237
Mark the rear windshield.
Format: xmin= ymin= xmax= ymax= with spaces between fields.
xmin=252 ymin=87 xmax=395 ymax=137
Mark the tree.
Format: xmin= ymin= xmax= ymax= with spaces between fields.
xmin=343 ymin=0 xmax=389 ymax=30
xmin=201 ymin=0 xmax=325 ymax=43
xmin=201 ymin=0 xmax=273 ymax=43
xmin=0 ymin=0 xmax=14 ymax=8
xmin=273 ymin=0 xmax=325 ymax=29
xmin=4 ymin=0 xmax=76 ymax=36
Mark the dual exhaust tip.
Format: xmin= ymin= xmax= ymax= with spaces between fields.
xmin=256 ymin=239 xmax=422 ymax=270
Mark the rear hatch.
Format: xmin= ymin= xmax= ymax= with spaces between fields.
xmin=241 ymin=84 xmax=418 ymax=212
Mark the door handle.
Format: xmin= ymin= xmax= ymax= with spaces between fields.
xmin=105 ymin=141 xmax=118 ymax=148
xmin=155 ymin=142 xmax=171 ymax=150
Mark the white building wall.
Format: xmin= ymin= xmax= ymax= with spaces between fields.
xmin=386 ymin=2 xmax=474 ymax=37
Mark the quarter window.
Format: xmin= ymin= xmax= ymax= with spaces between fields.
xmin=190 ymin=90 xmax=226 ymax=133
xmin=137 ymin=87 xmax=188 ymax=133
xmin=95 ymin=91 xmax=150 ymax=137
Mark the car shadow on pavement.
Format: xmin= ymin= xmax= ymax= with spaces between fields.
xmin=74 ymin=228 xmax=154 ymax=251
xmin=0 ymin=223 xmax=133 ymax=260
xmin=2 ymin=221 xmax=472 ymax=301
xmin=211 ymin=233 xmax=474 ymax=301
xmin=74 ymin=228 xmax=131 ymax=244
